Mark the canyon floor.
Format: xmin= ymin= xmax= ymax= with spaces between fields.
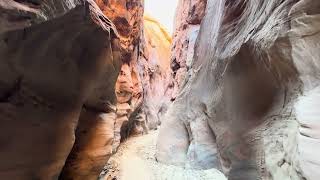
xmin=99 ymin=130 xmax=227 ymax=180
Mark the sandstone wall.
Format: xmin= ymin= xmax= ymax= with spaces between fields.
xmin=0 ymin=1 xmax=121 ymax=179
xmin=139 ymin=15 xmax=173 ymax=130
xmin=158 ymin=0 xmax=215 ymax=170
xmin=95 ymin=0 xmax=172 ymax=148
xmin=62 ymin=0 xmax=173 ymax=179
xmin=157 ymin=0 xmax=320 ymax=180
xmin=170 ymin=0 xmax=207 ymax=99
xmin=0 ymin=0 xmax=174 ymax=179
xmin=95 ymin=0 xmax=145 ymax=153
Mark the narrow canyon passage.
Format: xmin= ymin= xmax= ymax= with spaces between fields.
xmin=98 ymin=1 xmax=227 ymax=179
xmin=0 ymin=0 xmax=320 ymax=180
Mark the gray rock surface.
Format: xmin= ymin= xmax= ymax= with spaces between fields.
xmin=157 ymin=0 xmax=320 ymax=180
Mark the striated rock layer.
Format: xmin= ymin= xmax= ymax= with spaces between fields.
xmin=0 ymin=0 xmax=121 ymax=179
xmin=157 ymin=0 xmax=320 ymax=180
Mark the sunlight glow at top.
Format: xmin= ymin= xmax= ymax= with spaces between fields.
xmin=145 ymin=0 xmax=179 ymax=35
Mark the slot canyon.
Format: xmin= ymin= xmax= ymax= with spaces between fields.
xmin=0 ymin=0 xmax=320 ymax=179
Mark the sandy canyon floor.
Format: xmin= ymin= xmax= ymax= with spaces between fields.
xmin=99 ymin=130 xmax=227 ymax=180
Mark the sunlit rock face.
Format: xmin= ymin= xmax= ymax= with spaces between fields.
xmin=140 ymin=15 xmax=173 ymax=130
xmin=0 ymin=0 xmax=120 ymax=179
xmin=89 ymin=2 xmax=172 ymax=175
xmin=111 ymin=14 xmax=173 ymax=141
xmin=96 ymin=0 xmax=143 ymax=60
xmin=96 ymin=0 xmax=172 ymax=142
xmin=157 ymin=0 xmax=320 ymax=180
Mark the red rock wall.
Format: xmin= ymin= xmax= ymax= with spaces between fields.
xmin=171 ymin=0 xmax=207 ymax=99
xmin=96 ymin=0 xmax=144 ymax=60
xmin=96 ymin=0 xmax=173 ymax=141
xmin=109 ymin=13 xmax=174 ymax=145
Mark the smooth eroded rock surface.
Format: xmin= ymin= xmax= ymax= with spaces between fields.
xmin=157 ymin=0 xmax=320 ymax=180
xmin=0 ymin=1 xmax=120 ymax=179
